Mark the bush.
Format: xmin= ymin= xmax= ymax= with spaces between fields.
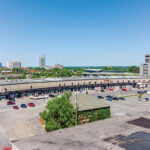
xmin=78 ymin=108 xmax=111 ymax=124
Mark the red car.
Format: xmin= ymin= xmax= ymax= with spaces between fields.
xmin=13 ymin=106 xmax=19 ymax=110
xmin=28 ymin=103 xmax=35 ymax=107
xmin=121 ymin=88 xmax=128 ymax=91
xmin=109 ymin=89 xmax=114 ymax=91
xmin=7 ymin=101 xmax=15 ymax=105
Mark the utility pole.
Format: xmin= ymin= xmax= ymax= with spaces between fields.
xmin=75 ymin=92 xmax=78 ymax=125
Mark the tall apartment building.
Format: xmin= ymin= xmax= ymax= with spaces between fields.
xmin=140 ymin=54 xmax=150 ymax=77
xmin=0 ymin=62 xmax=2 ymax=68
xmin=39 ymin=55 xmax=46 ymax=68
xmin=6 ymin=61 xmax=21 ymax=69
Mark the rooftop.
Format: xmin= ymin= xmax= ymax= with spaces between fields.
xmin=13 ymin=112 xmax=150 ymax=150
xmin=84 ymin=69 xmax=103 ymax=72
xmin=0 ymin=76 xmax=146 ymax=86
xmin=71 ymin=94 xmax=110 ymax=111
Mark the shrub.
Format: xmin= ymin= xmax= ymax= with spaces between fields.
xmin=78 ymin=108 xmax=111 ymax=124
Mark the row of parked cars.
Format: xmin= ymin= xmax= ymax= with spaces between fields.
xmin=7 ymin=101 xmax=35 ymax=110
xmin=97 ymin=95 xmax=125 ymax=101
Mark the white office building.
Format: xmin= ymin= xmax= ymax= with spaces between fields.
xmin=39 ymin=55 xmax=46 ymax=68
xmin=140 ymin=54 xmax=150 ymax=77
xmin=6 ymin=61 xmax=21 ymax=69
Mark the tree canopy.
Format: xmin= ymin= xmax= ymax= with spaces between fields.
xmin=40 ymin=93 xmax=76 ymax=132
xmin=128 ymin=66 xmax=139 ymax=73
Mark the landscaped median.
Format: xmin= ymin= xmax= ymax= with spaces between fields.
xmin=40 ymin=92 xmax=111 ymax=132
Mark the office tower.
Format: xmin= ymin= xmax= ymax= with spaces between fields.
xmin=0 ymin=62 xmax=2 ymax=68
xmin=6 ymin=61 xmax=21 ymax=69
xmin=39 ymin=55 xmax=46 ymax=68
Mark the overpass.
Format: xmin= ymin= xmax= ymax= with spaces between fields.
xmin=0 ymin=76 xmax=150 ymax=98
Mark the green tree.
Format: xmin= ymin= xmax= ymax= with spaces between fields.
xmin=128 ymin=66 xmax=139 ymax=73
xmin=40 ymin=93 xmax=76 ymax=132
xmin=12 ymin=68 xmax=23 ymax=73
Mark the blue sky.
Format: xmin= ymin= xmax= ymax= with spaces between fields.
xmin=0 ymin=0 xmax=150 ymax=67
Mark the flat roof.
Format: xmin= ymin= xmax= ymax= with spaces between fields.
xmin=71 ymin=94 xmax=110 ymax=111
xmin=85 ymin=69 xmax=103 ymax=72
xmin=0 ymin=76 xmax=146 ymax=86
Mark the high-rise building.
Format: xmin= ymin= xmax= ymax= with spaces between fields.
xmin=39 ymin=55 xmax=46 ymax=68
xmin=6 ymin=61 xmax=21 ymax=69
xmin=140 ymin=54 xmax=150 ymax=77
xmin=0 ymin=62 xmax=2 ymax=68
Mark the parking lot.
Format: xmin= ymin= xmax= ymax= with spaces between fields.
xmin=13 ymin=88 xmax=150 ymax=150
xmin=90 ymin=88 xmax=150 ymax=117
xmin=0 ymin=97 xmax=48 ymax=142
xmin=1 ymin=88 xmax=150 ymax=144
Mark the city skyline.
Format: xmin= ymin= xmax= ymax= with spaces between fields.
xmin=0 ymin=0 xmax=150 ymax=66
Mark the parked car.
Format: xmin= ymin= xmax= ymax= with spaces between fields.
xmin=101 ymin=89 xmax=105 ymax=92
xmin=0 ymin=96 xmax=6 ymax=100
xmin=49 ymin=94 xmax=56 ymax=98
xmin=97 ymin=96 xmax=104 ymax=99
xmin=106 ymin=95 xmax=113 ymax=98
xmin=113 ymin=97 xmax=119 ymax=100
xmin=28 ymin=103 xmax=35 ymax=107
xmin=144 ymin=98 xmax=149 ymax=101
xmin=119 ymin=97 xmax=125 ymax=100
xmin=121 ymin=88 xmax=128 ymax=91
xmin=21 ymin=104 xmax=27 ymax=108
xmin=109 ymin=89 xmax=114 ymax=91
xmin=7 ymin=101 xmax=15 ymax=105
xmin=137 ymin=91 xmax=145 ymax=94
xmin=107 ymin=98 xmax=113 ymax=101
xmin=13 ymin=106 xmax=19 ymax=110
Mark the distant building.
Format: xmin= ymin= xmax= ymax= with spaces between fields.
xmin=30 ymin=70 xmax=41 ymax=73
xmin=0 ymin=62 xmax=2 ymax=68
xmin=84 ymin=69 xmax=103 ymax=73
xmin=140 ymin=54 xmax=150 ymax=77
xmin=52 ymin=64 xmax=64 ymax=69
xmin=1 ymin=70 xmax=12 ymax=74
xmin=6 ymin=61 xmax=21 ymax=69
xmin=83 ymin=69 xmax=125 ymax=77
xmin=22 ymin=67 xmax=29 ymax=71
xmin=45 ymin=66 xmax=51 ymax=70
xmin=39 ymin=55 xmax=46 ymax=68
xmin=83 ymin=69 xmax=103 ymax=77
